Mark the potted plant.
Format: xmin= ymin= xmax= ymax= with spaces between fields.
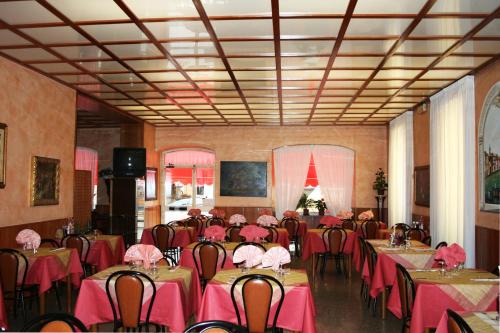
xmin=373 ymin=168 xmax=388 ymax=195
xmin=315 ymin=198 xmax=327 ymax=216
xmin=296 ymin=193 xmax=314 ymax=216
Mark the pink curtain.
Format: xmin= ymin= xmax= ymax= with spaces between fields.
xmin=75 ymin=147 xmax=98 ymax=186
xmin=164 ymin=150 xmax=214 ymax=166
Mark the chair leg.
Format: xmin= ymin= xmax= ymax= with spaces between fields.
xmin=54 ymin=283 xmax=62 ymax=310
xmin=371 ymin=296 xmax=377 ymax=316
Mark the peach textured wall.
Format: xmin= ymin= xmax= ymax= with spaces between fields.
xmin=143 ymin=122 xmax=160 ymax=210
xmin=76 ymin=128 xmax=121 ymax=205
xmin=156 ymin=125 xmax=388 ymax=208
xmin=412 ymin=105 xmax=430 ymax=218
xmin=474 ymin=59 xmax=499 ymax=231
xmin=0 ymin=56 xmax=76 ymax=227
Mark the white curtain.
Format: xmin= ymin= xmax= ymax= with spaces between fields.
xmin=388 ymin=112 xmax=414 ymax=227
xmin=164 ymin=150 xmax=214 ymax=166
xmin=312 ymin=145 xmax=354 ymax=215
xmin=274 ymin=146 xmax=312 ymax=218
xmin=430 ymin=76 xmax=475 ymax=267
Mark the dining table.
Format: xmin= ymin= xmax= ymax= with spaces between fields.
xmin=86 ymin=234 xmax=126 ymax=272
xmin=20 ymin=247 xmax=83 ymax=313
xmin=197 ymin=268 xmax=317 ymax=333
xmin=301 ymin=228 xmax=356 ymax=282
xmin=387 ymin=269 xmax=499 ymax=333
xmin=140 ymin=226 xmax=196 ymax=248
xmin=435 ymin=311 xmax=499 ymax=333
xmin=74 ymin=264 xmax=202 ymax=332
xmin=179 ymin=241 xmax=281 ymax=272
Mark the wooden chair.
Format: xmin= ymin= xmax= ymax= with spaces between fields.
xmin=184 ymin=320 xmax=248 ymax=333
xmin=447 ymin=309 xmax=473 ymax=333
xmin=39 ymin=239 xmax=60 ymax=248
xmin=226 ymin=226 xmax=243 ymax=242
xmin=152 ymin=224 xmax=178 ymax=261
xmin=318 ymin=228 xmax=348 ymax=276
xmin=365 ymin=242 xmax=378 ymax=314
xmin=193 ymin=241 xmax=226 ymax=289
xmin=231 ymin=274 xmax=285 ymax=333
xmin=206 ymin=217 xmax=225 ymax=227
xmin=341 ymin=220 xmax=356 ymax=231
xmin=361 ymin=221 xmax=379 ymax=239
xmin=407 ymin=228 xmax=425 ymax=242
xmin=421 ymin=236 xmax=431 ymax=246
xmin=61 ymin=234 xmax=91 ymax=276
xmin=105 ymin=270 xmax=157 ymax=332
xmin=21 ymin=313 xmax=88 ymax=332
xmin=280 ymin=217 xmax=300 ymax=256
xmin=395 ymin=263 xmax=416 ymax=333
xmin=435 ymin=241 xmax=448 ymax=249
xmin=264 ymin=226 xmax=279 ymax=243
xmin=0 ymin=248 xmax=36 ymax=320
xmin=185 ymin=216 xmax=203 ymax=237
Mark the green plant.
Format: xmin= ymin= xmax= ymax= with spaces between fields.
xmin=296 ymin=193 xmax=315 ymax=209
xmin=315 ymin=198 xmax=327 ymax=210
xmin=373 ymin=168 xmax=388 ymax=191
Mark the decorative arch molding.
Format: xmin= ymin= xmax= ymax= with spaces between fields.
xmin=478 ymin=81 xmax=500 ymax=212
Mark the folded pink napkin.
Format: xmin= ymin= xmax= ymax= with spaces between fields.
xmin=256 ymin=215 xmax=278 ymax=227
xmin=436 ymin=243 xmax=466 ymax=268
xmin=449 ymin=243 xmax=466 ymax=264
xmin=261 ymin=246 xmax=291 ymax=271
xmin=358 ymin=210 xmax=374 ymax=221
xmin=16 ymin=229 xmax=41 ymax=250
xmin=204 ymin=225 xmax=225 ymax=241
xmin=229 ymin=214 xmax=246 ymax=226
xmin=283 ymin=210 xmax=299 ymax=219
xmin=337 ymin=210 xmax=354 ymax=219
xmin=258 ymin=208 xmax=273 ymax=216
xmin=209 ymin=208 xmax=226 ymax=218
xmin=124 ymin=244 xmax=163 ymax=269
xmin=320 ymin=215 xmax=342 ymax=227
xmin=188 ymin=208 xmax=201 ymax=217
xmin=233 ymin=245 xmax=265 ymax=268
xmin=240 ymin=225 xmax=270 ymax=242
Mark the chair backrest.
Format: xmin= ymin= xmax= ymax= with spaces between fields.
xmin=152 ymin=224 xmax=175 ymax=252
xmin=0 ymin=248 xmax=28 ymax=294
xmin=207 ymin=217 xmax=225 ymax=227
xmin=341 ymin=220 xmax=356 ymax=231
xmin=322 ymin=228 xmax=347 ymax=255
xmin=157 ymin=254 xmax=177 ymax=267
xmin=365 ymin=242 xmax=378 ymax=278
xmin=393 ymin=223 xmax=410 ymax=232
xmin=21 ymin=313 xmax=89 ymax=332
xmin=226 ymin=226 xmax=243 ymax=242
xmin=106 ymin=270 xmax=156 ymax=331
xmin=280 ymin=217 xmax=299 ymax=238
xmin=184 ymin=320 xmax=248 ymax=333
xmin=40 ymin=239 xmax=60 ymax=248
xmin=193 ymin=242 xmax=226 ymax=283
xmin=186 ymin=216 xmax=203 ymax=236
xmin=435 ymin=241 xmax=448 ymax=249
xmin=231 ymin=274 xmax=284 ymax=333
xmin=361 ymin=221 xmax=379 ymax=239
xmin=264 ymin=227 xmax=278 ymax=243
xmin=407 ymin=228 xmax=425 ymax=241
xmin=395 ymin=263 xmax=415 ymax=319
xmin=61 ymin=234 xmax=90 ymax=263
xmin=422 ymin=235 xmax=431 ymax=246
xmin=447 ymin=309 xmax=474 ymax=333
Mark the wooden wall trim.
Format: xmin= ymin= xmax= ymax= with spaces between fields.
xmin=144 ymin=205 xmax=161 ymax=229
xmin=475 ymin=225 xmax=499 ymax=272
xmin=0 ymin=218 xmax=68 ymax=248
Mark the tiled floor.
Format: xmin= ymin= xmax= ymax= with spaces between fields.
xmin=5 ymin=256 xmax=402 ymax=332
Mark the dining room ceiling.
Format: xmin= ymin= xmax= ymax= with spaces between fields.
xmin=0 ymin=0 xmax=498 ymax=127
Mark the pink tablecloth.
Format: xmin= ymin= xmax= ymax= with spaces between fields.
xmin=352 ymin=223 xmax=388 ymax=271
xmin=0 ymin=282 xmax=7 ymax=330
xmin=86 ymin=235 xmax=126 ymax=272
xmin=435 ymin=311 xmax=499 ymax=333
xmin=197 ymin=269 xmax=316 ymax=333
xmin=387 ymin=274 xmax=498 ymax=333
xmin=74 ymin=266 xmax=202 ymax=332
xmin=140 ymin=227 xmax=196 ymax=248
xmin=24 ymin=248 xmax=83 ymax=294
xmin=301 ymin=229 xmax=356 ymax=261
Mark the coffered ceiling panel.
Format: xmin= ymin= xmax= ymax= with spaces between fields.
xmin=0 ymin=0 xmax=497 ymax=127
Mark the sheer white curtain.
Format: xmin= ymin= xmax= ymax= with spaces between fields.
xmin=430 ymin=76 xmax=475 ymax=267
xmin=274 ymin=146 xmax=312 ymax=218
xmin=164 ymin=150 xmax=214 ymax=166
xmin=388 ymin=112 xmax=414 ymax=227
xmin=312 ymin=145 xmax=354 ymax=215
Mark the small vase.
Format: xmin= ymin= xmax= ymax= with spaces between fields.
xmin=377 ymin=189 xmax=386 ymax=196
xmin=303 ymin=208 xmax=309 ymax=216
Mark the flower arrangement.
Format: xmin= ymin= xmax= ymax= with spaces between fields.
xmin=258 ymin=208 xmax=273 ymax=216
xmin=188 ymin=208 xmax=201 ymax=217
xmin=358 ymin=210 xmax=374 ymax=221
xmin=337 ymin=210 xmax=354 ymax=220
xmin=209 ymin=208 xmax=226 ymax=218
xmin=373 ymin=168 xmax=388 ymax=194
xmin=229 ymin=214 xmax=246 ymax=226
xmin=256 ymin=215 xmax=278 ymax=227
xmin=283 ymin=210 xmax=299 ymax=219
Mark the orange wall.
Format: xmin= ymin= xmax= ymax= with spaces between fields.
xmin=412 ymin=105 xmax=430 ymax=218
xmin=474 ymin=59 xmax=500 ymax=231
xmin=156 ymin=125 xmax=388 ymax=208
xmin=0 ymin=56 xmax=76 ymax=227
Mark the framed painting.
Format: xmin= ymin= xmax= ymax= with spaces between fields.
xmin=145 ymin=167 xmax=157 ymax=201
xmin=220 ymin=161 xmax=267 ymax=197
xmin=31 ymin=156 xmax=60 ymax=206
xmin=479 ymin=82 xmax=500 ymax=212
xmin=414 ymin=165 xmax=430 ymax=207
xmin=0 ymin=123 xmax=6 ymax=188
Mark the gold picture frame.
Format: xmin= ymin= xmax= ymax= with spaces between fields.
xmin=0 ymin=123 xmax=6 ymax=188
xmin=31 ymin=156 xmax=60 ymax=206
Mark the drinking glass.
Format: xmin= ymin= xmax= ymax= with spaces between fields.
xmin=439 ymin=261 xmax=447 ymax=277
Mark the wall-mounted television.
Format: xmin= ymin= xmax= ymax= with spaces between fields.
xmin=113 ymin=148 xmax=146 ymax=178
